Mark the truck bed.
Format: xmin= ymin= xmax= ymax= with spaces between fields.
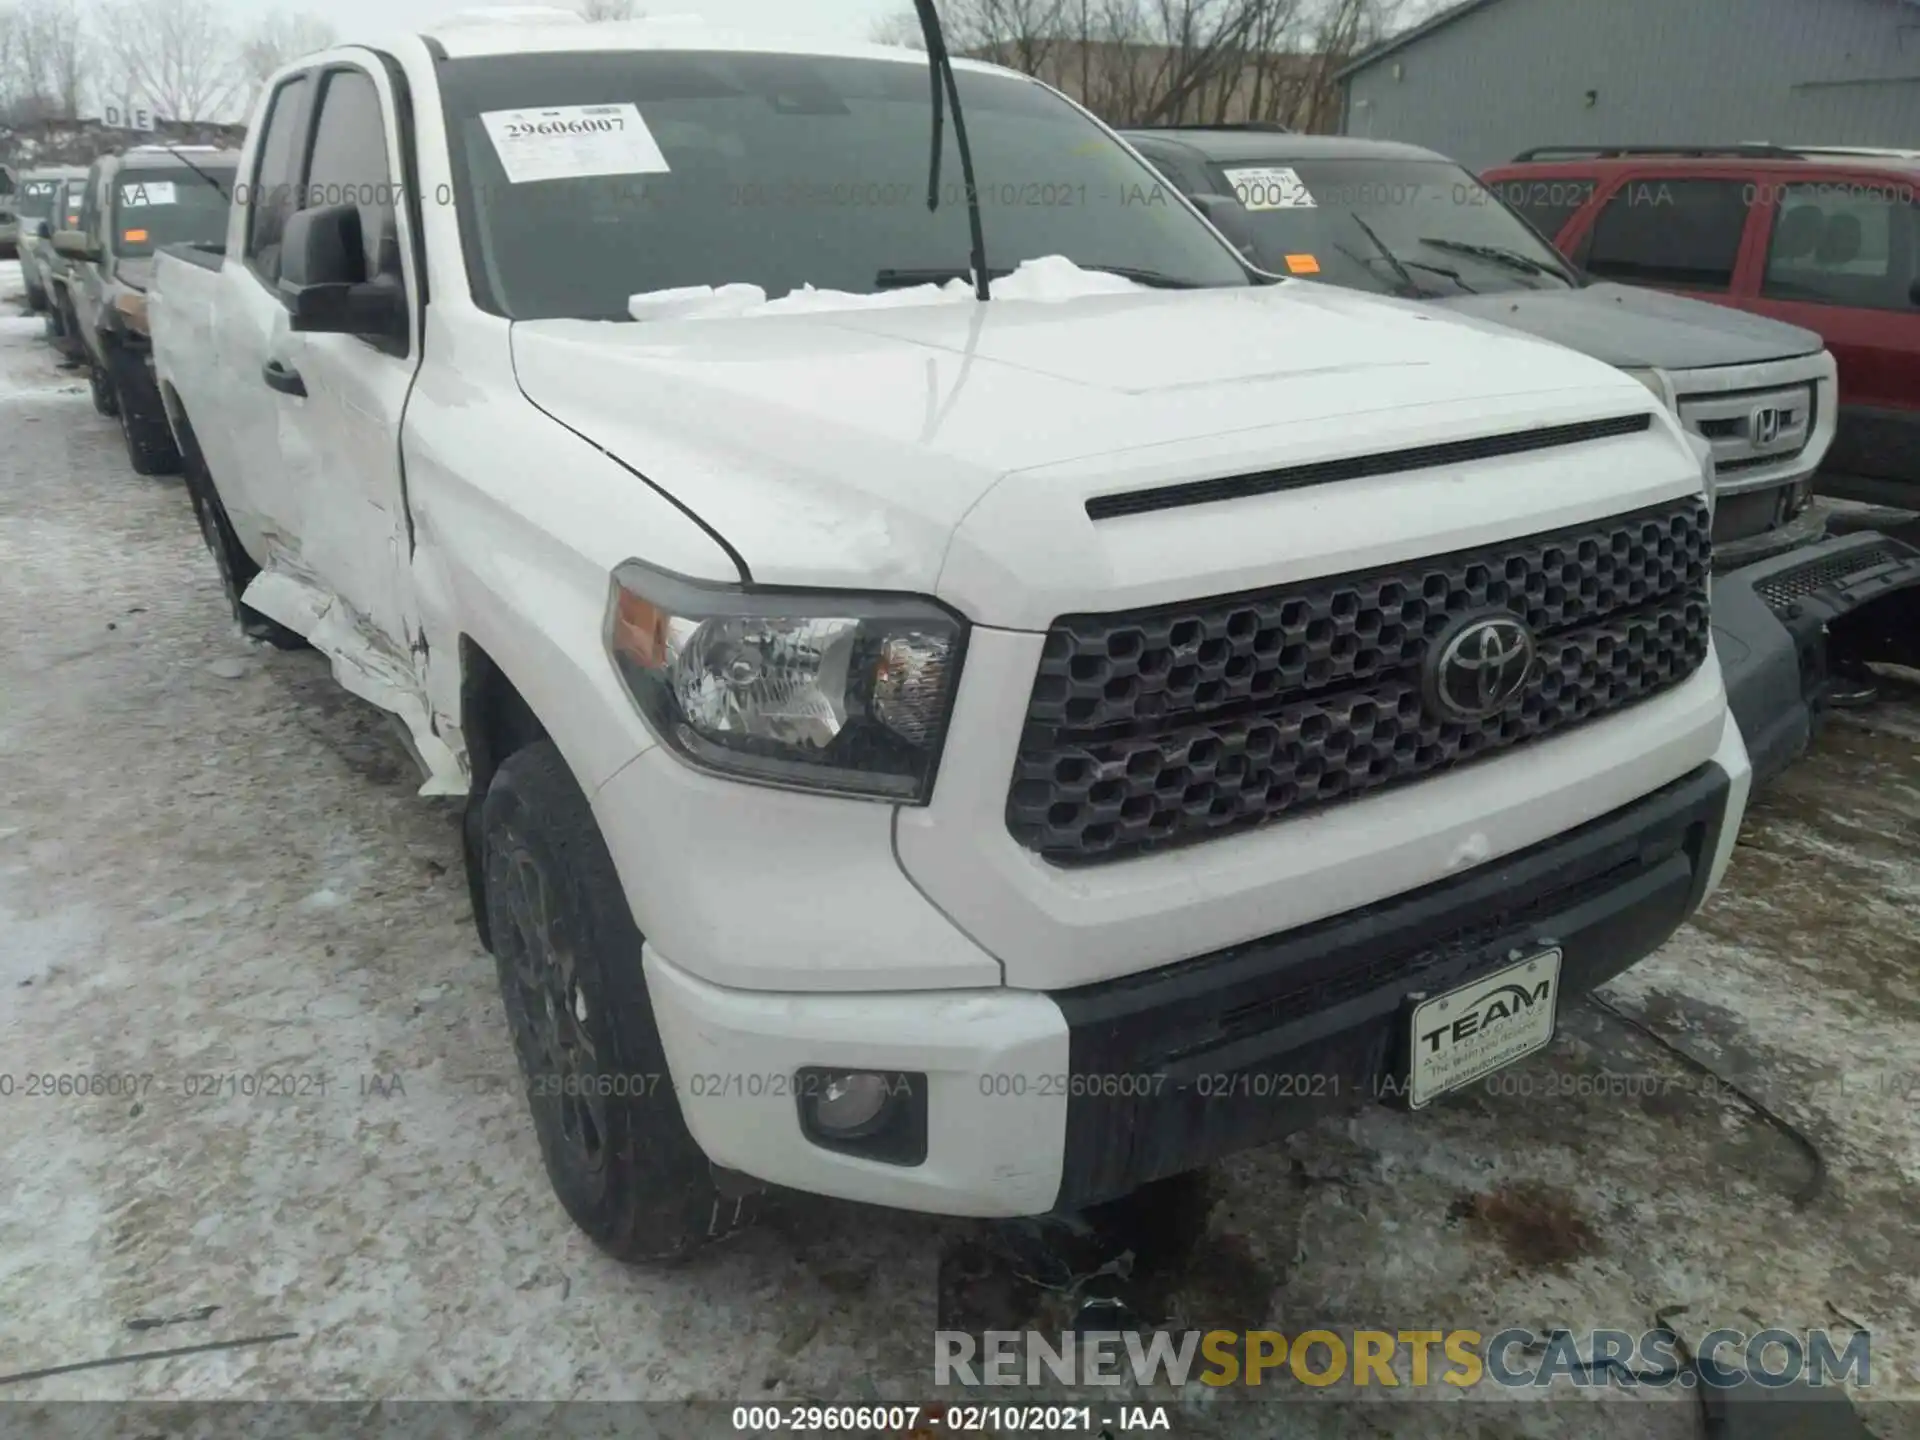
xmin=149 ymin=244 xmax=231 ymax=433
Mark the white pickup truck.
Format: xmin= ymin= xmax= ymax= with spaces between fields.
xmin=150 ymin=10 xmax=1751 ymax=1261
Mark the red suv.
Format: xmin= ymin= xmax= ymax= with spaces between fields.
xmin=1481 ymin=145 xmax=1920 ymax=512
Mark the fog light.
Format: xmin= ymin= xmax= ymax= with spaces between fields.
xmin=795 ymin=1066 xmax=928 ymax=1166
xmin=811 ymin=1072 xmax=892 ymax=1136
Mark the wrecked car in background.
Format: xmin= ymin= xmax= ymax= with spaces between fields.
xmin=1125 ymin=128 xmax=1920 ymax=789
xmin=151 ymin=12 xmax=1750 ymax=1262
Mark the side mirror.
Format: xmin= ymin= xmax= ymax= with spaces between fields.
xmin=276 ymin=203 xmax=406 ymax=343
xmin=1190 ymin=192 xmax=1260 ymax=259
xmin=53 ymin=229 xmax=100 ymax=262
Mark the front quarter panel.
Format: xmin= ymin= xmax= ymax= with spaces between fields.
xmin=403 ymin=305 xmax=745 ymax=800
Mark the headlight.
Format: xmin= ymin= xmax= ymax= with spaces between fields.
xmin=1619 ymin=366 xmax=1675 ymax=412
xmin=606 ymin=561 xmax=966 ymax=803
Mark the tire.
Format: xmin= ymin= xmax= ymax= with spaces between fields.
xmin=88 ymin=357 xmax=119 ymax=417
xmin=57 ymin=296 xmax=84 ymax=364
xmin=108 ymin=347 xmax=182 ymax=476
xmin=483 ymin=740 xmax=754 ymax=1263
xmin=178 ymin=423 xmax=307 ymax=649
xmin=24 ymin=281 xmax=47 ymax=314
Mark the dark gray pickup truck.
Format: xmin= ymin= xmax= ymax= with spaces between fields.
xmin=1126 ymin=128 xmax=1920 ymax=788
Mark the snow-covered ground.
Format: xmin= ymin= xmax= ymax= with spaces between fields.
xmin=0 ymin=254 xmax=1916 ymax=1431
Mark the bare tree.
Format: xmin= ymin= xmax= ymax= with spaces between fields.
xmin=94 ymin=0 xmax=240 ymax=122
xmin=865 ymin=0 xmax=1408 ymax=131
xmin=950 ymin=0 xmax=1073 ymax=75
xmin=1288 ymin=0 xmax=1406 ymax=131
xmin=0 ymin=0 xmax=93 ymax=120
xmin=576 ymin=0 xmax=641 ymax=18
xmin=868 ymin=11 xmax=927 ymax=48
xmin=872 ymin=1 xmax=1068 ymax=66
xmin=239 ymin=10 xmax=334 ymax=85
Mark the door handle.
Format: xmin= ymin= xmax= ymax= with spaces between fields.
xmin=262 ymin=358 xmax=306 ymax=396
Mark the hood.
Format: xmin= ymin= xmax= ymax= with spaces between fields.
xmin=1428 ymin=282 xmax=1825 ymax=370
xmin=510 ymin=281 xmax=1660 ymax=604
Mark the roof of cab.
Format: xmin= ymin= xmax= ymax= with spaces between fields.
xmin=415 ymin=10 xmax=1001 ymax=71
xmin=1124 ymin=129 xmax=1454 ymax=166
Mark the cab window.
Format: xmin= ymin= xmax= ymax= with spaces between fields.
xmin=1583 ymin=178 xmax=1751 ymax=292
xmin=113 ymin=166 xmax=237 ymax=257
xmin=302 ymin=67 xmax=401 ymax=283
xmin=247 ymin=74 xmax=314 ymax=282
xmin=1762 ymin=181 xmax=1918 ymax=311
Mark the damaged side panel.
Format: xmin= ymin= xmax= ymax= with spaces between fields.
xmin=240 ymin=566 xmax=466 ymax=796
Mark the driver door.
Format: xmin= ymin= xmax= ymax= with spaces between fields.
xmin=265 ymin=58 xmax=433 ymax=749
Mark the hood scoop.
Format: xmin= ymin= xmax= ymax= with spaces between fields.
xmin=1085 ymin=412 xmax=1654 ymax=520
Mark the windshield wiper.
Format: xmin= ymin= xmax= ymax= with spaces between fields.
xmin=161 ymin=146 xmax=231 ymax=203
xmin=876 ymin=264 xmax=1200 ymax=290
xmin=1343 ymin=213 xmax=1428 ymax=299
xmin=911 ymin=0 xmax=990 ymax=301
xmin=1401 ymin=256 xmax=1477 ymax=292
xmin=1417 ymin=236 xmax=1569 ymax=283
xmin=1088 ymin=265 xmax=1203 ymax=290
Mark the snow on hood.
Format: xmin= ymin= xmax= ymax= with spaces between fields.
xmin=626 ymin=254 xmax=1144 ymax=322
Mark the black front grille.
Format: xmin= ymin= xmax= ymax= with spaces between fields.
xmin=1007 ymin=499 xmax=1713 ymax=864
xmin=1716 ymin=447 xmax=1807 ymax=476
xmin=1754 ymin=542 xmax=1906 ymax=608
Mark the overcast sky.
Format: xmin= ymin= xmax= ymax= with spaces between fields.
xmin=237 ymin=0 xmax=901 ymax=44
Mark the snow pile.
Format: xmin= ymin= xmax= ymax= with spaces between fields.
xmin=627 ymin=254 xmax=1145 ymax=321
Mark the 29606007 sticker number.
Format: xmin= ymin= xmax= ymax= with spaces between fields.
xmin=501 ymin=115 xmax=624 ymax=140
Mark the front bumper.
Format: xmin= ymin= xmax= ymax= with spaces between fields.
xmin=1714 ymin=531 xmax=1920 ymax=790
xmin=645 ymin=716 xmax=1748 ymax=1216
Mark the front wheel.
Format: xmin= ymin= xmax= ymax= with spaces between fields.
xmin=483 ymin=740 xmax=755 ymax=1263
xmin=109 ymin=348 xmax=182 ymax=476
xmin=87 ymin=358 xmax=118 ymax=417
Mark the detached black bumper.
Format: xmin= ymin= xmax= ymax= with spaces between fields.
xmin=1714 ymin=531 xmax=1920 ymax=791
xmin=1050 ymin=762 xmax=1732 ymax=1210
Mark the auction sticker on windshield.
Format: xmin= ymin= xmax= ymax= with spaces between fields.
xmin=1224 ymin=165 xmax=1315 ymax=212
xmin=121 ymin=181 xmax=177 ymax=207
xmin=1408 ymin=949 xmax=1561 ymax=1109
xmin=481 ymin=103 xmax=670 ymax=184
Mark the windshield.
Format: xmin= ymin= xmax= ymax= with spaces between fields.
xmin=111 ymin=166 xmax=235 ymax=257
xmin=437 ymin=51 xmax=1253 ymax=320
xmin=17 ymin=179 xmax=62 ymax=219
xmin=1210 ymin=157 xmax=1579 ymax=297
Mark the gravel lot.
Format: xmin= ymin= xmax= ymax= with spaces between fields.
xmin=1 ymin=256 xmax=1916 ymax=1435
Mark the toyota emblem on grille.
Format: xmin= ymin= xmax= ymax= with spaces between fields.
xmin=1425 ymin=613 xmax=1536 ymax=722
xmin=1752 ymin=405 xmax=1783 ymax=447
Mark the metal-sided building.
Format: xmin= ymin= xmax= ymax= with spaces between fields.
xmin=1338 ymin=0 xmax=1920 ymax=171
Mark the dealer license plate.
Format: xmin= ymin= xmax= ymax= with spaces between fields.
xmin=1408 ymin=949 xmax=1562 ymax=1109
